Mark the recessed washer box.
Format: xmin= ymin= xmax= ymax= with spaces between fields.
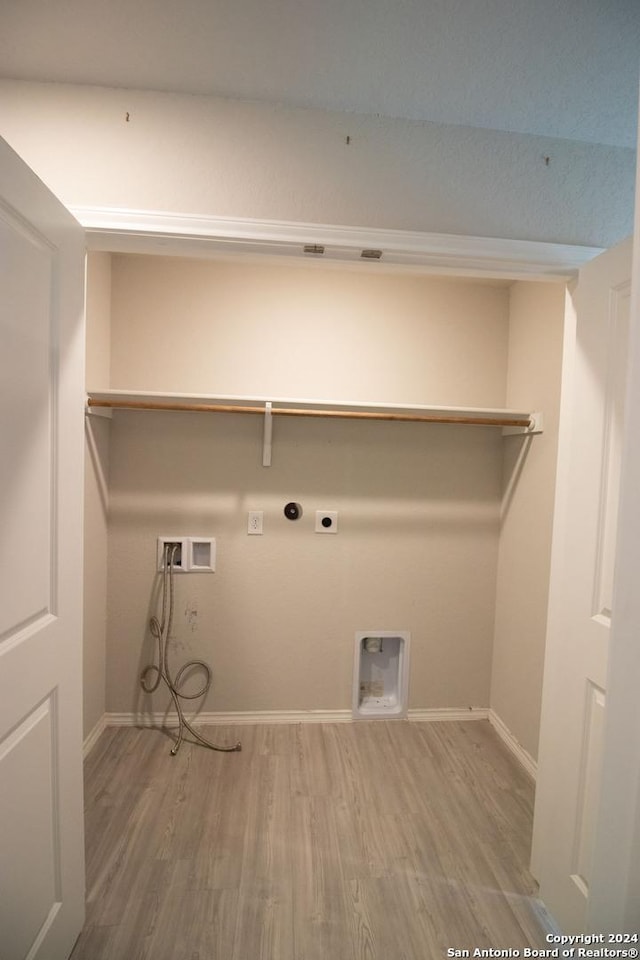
xmin=157 ymin=537 xmax=216 ymax=572
xmin=157 ymin=536 xmax=188 ymax=571
xmin=189 ymin=538 xmax=216 ymax=572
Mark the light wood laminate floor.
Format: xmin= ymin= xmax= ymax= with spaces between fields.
xmin=71 ymin=720 xmax=555 ymax=960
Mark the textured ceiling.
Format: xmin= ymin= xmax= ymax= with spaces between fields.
xmin=1 ymin=0 xmax=638 ymax=148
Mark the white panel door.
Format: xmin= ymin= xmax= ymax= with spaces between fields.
xmin=531 ymin=238 xmax=632 ymax=932
xmin=0 ymin=138 xmax=86 ymax=958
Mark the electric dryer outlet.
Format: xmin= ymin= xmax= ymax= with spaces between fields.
xmin=315 ymin=511 xmax=338 ymax=533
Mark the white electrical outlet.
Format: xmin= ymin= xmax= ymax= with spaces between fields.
xmin=315 ymin=511 xmax=338 ymax=533
xmin=248 ymin=511 xmax=264 ymax=535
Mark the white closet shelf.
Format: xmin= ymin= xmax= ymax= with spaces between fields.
xmin=86 ymin=389 xmax=541 ymax=426
xmin=86 ymin=390 xmax=542 ymax=465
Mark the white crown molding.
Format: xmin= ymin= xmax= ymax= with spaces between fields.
xmin=488 ymin=709 xmax=537 ymax=780
xmin=70 ymin=206 xmax=603 ymax=281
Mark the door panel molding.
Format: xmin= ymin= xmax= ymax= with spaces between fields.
xmin=592 ymin=283 xmax=631 ymax=623
xmin=571 ymin=682 xmax=606 ymax=893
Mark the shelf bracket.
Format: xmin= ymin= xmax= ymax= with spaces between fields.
xmin=503 ymin=411 xmax=543 ymax=437
xmin=263 ymin=401 xmax=273 ymax=467
xmin=85 ymin=398 xmax=112 ymax=419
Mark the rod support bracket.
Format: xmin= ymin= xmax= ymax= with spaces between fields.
xmin=502 ymin=411 xmax=543 ymax=437
xmin=85 ymin=398 xmax=112 ymax=419
xmin=262 ymin=401 xmax=273 ymax=467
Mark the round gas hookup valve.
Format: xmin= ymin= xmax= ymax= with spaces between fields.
xmin=284 ymin=502 xmax=303 ymax=521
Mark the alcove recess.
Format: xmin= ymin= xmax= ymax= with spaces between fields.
xmin=82 ymin=248 xmax=564 ymax=775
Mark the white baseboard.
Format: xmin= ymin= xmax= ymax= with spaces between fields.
xmin=88 ymin=709 xmax=535 ymax=781
xmin=488 ymin=709 xmax=537 ymax=780
xmin=408 ymin=707 xmax=489 ymax=722
xmin=104 ymin=706 xmax=490 ymax=728
xmin=83 ymin=713 xmax=108 ymax=757
xmin=106 ymin=709 xmax=353 ymax=726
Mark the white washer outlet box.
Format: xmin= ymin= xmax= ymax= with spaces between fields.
xmin=157 ymin=537 xmax=216 ymax=572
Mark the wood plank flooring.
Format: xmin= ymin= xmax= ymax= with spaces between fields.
xmin=71 ymin=720 xmax=555 ymax=960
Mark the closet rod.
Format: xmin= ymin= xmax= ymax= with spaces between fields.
xmin=86 ymin=397 xmax=532 ymax=429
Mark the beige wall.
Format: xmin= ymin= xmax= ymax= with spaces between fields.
xmin=85 ymin=252 xmax=112 ymax=390
xmin=104 ymin=257 xmax=511 ymax=715
xmin=110 ymin=255 xmax=509 ymax=405
xmin=82 ymin=253 xmax=111 ymax=738
xmin=108 ymin=413 xmax=502 ymax=715
xmin=491 ymin=281 xmax=565 ymax=760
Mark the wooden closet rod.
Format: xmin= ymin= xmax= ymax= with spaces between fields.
xmin=86 ymin=397 xmax=532 ymax=429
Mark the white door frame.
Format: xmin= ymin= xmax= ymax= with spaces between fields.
xmin=73 ymin=165 xmax=639 ymax=927
xmin=588 ymin=119 xmax=640 ymax=928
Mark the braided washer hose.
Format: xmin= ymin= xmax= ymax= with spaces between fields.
xmin=140 ymin=543 xmax=241 ymax=755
